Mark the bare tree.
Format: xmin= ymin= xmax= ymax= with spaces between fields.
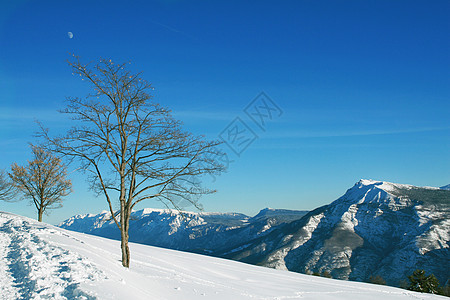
xmin=39 ymin=56 xmax=225 ymax=267
xmin=0 ymin=169 xmax=16 ymax=201
xmin=9 ymin=145 xmax=72 ymax=222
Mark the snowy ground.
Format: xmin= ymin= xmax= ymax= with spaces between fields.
xmin=0 ymin=211 xmax=446 ymax=300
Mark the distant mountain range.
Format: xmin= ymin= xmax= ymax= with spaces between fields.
xmin=59 ymin=179 xmax=450 ymax=287
xmin=59 ymin=206 xmax=308 ymax=255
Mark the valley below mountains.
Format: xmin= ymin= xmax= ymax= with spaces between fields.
xmin=59 ymin=179 xmax=450 ymax=287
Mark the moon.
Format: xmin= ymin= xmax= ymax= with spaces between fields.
xmin=68 ymin=32 xmax=73 ymax=39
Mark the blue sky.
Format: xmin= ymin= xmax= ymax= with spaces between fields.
xmin=1 ymin=0 xmax=449 ymax=224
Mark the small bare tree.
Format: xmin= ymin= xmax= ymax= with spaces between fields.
xmin=0 ymin=169 xmax=16 ymax=201
xmin=9 ymin=145 xmax=72 ymax=222
xmin=39 ymin=56 xmax=225 ymax=267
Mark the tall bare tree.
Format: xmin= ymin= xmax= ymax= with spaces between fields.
xmin=0 ymin=169 xmax=15 ymax=201
xmin=39 ymin=56 xmax=225 ymax=267
xmin=9 ymin=145 xmax=72 ymax=222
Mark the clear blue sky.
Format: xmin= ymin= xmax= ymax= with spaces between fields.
xmin=1 ymin=0 xmax=449 ymax=224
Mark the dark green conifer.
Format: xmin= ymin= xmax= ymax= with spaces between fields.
xmin=407 ymin=269 xmax=440 ymax=294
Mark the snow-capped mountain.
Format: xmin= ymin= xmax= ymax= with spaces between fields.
xmin=441 ymin=184 xmax=450 ymax=190
xmin=59 ymin=207 xmax=308 ymax=255
xmin=2 ymin=211 xmax=443 ymax=300
xmin=222 ymin=180 xmax=450 ymax=286
xmin=59 ymin=179 xmax=450 ymax=288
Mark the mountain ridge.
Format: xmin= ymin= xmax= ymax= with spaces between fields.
xmin=59 ymin=206 xmax=309 ymax=255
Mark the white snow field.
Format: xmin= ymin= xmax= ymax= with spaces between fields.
xmin=0 ymin=211 xmax=446 ymax=300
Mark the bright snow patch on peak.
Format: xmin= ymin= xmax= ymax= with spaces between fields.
xmin=336 ymin=180 xmax=420 ymax=207
xmin=358 ymin=179 xmax=383 ymax=186
xmin=357 ymin=179 xmax=414 ymax=191
xmin=357 ymin=179 xmax=441 ymax=193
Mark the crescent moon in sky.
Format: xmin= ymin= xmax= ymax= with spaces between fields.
xmin=68 ymin=32 xmax=73 ymax=39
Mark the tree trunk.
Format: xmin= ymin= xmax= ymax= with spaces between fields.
xmin=120 ymin=230 xmax=130 ymax=268
xmin=38 ymin=209 xmax=43 ymax=222
xmin=120 ymin=211 xmax=130 ymax=268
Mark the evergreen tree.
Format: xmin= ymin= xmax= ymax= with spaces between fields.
xmin=407 ymin=269 xmax=441 ymax=294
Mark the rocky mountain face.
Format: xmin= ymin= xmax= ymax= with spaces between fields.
xmin=59 ymin=180 xmax=450 ymax=286
xmin=221 ymin=180 xmax=450 ymax=286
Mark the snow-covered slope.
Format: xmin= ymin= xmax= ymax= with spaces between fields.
xmin=0 ymin=211 xmax=445 ymax=300
xmin=59 ymin=208 xmax=308 ymax=255
xmin=224 ymin=180 xmax=450 ymax=286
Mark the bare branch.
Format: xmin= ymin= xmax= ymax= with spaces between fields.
xmin=38 ymin=55 xmax=226 ymax=267
xmin=0 ymin=169 xmax=17 ymax=202
xmin=8 ymin=145 xmax=72 ymax=222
